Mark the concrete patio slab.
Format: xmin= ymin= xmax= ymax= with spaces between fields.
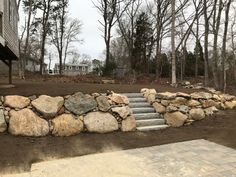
xmin=2 ymin=139 xmax=236 ymax=177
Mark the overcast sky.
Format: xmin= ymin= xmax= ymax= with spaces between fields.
xmin=69 ymin=0 xmax=105 ymax=59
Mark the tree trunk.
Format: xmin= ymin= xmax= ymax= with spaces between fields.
xmin=221 ymin=0 xmax=232 ymax=92
xmin=212 ymin=0 xmax=223 ymax=89
xmin=23 ymin=0 xmax=33 ymax=78
xmin=195 ymin=15 xmax=199 ymax=79
xmin=171 ymin=0 xmax=177 ymax=86
xmin=203 ymin=0 xmax=209 ymax=86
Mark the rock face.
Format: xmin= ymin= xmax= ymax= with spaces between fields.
xmin=220 ymin=94 xmax=236 ymax=101
xmin=171 ymin=97 xmax=187 ymax=106
xmin=51 ymin=114 xmax=84 ymax=136
xmin=65 ymin=92 xmax=97 ymax=115
xmin=4 ymin=96 xmax=30 ymax=109
xmin=179 ymin=105 xmax=190 ymax=114
xmin=153 ymin=102 xmax=166 ymax=114
xmin=166 ymin=105 xmax=178 ymax=113
xmin=108 ymin=93 xmax=129 ymax=105
xmin=191 ymin=92 xmax=212 ymax=100
xmin=84 ymin=112 xmax=118 ymax=133
xmin=0 ymin=109 xmax=7 ymax=133
xmin=8 ymin=109 xmax=49 ymax=136
xmin=200 ymin=100 xmax=218 ymax=108
xmin=111 ymin=106 xmax=131 ymax=119
xmin=96 ymin=96 xmax=110 ymax=112
xmin=164 ymin=112 xmax=188 ymax=127
xmin=189 ymin=108 xmax=205 ymax=120
xmin=32 ymin=95 xmax=64 ymax=119
xmin=121 ymin=116 xmax=136 ymax=132
xmin=176 ymin=92 xmax=191 ymax=98
xmin=204 ymin=106 xmax=218 ymax=116
xmin=187 ymin=100 xmax=201 ymax=107
xmin=147 ymin=94 xmax=156 ymax=103
xmin=224 ymin=101 xmax=236 ymax=109
xmin=156 ymin=92 xmax=176 ymax=100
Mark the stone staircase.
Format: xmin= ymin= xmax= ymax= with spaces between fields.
xmin=122 ymin=93 xmax=169 ymax=131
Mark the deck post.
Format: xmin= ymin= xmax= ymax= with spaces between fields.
xmin=9 ymin=59 xmax=12 ymax=84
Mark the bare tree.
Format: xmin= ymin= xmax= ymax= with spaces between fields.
xmin=116 ymin=0 xmax=142 ymax=69
xmin=17 ymin=0 xmax=22 ymax=10
xmin=221 ymin=0 xmax=232 ymax=91
xmin=94 ymin=0 xmax=119 ymax=70
xmin=230 ymin=6 xmax=236 ymax=82
xmin=51 ymin=0 xmax=69 ymax=75
xmin=94 ymin=0 xmax=130 ymax=73
xmin=192 ymin=0 xmax=204 ymax=79
xmin=211 ymin=0 xmax=223 ymax=89
xmin=36 ymin=0 xmax=55 ymax=75
xmin=171 ymin=0 xmax=177 ymax=85
xmin=63 ymin=18 xmax=82 ymax=66
xmin=203 ymin=0 xmax=214 ymax=86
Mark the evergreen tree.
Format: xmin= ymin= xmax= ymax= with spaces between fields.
xmin=132 ymin=12 xmax=154 ymax=73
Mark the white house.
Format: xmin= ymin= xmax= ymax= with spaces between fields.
xmin=54 ymin=63 xmax=90 ymax=76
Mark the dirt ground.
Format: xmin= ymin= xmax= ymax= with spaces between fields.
xmin=0 ymin=110 xmax=235 ymax=174
xmin=0 ymin=76 xmax=236 ymax=174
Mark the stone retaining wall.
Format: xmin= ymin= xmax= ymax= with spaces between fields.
xmin=141 ymin=88 xmax=236 ymax=127
xmin=0 ymin=92 xmax=136 ymax=137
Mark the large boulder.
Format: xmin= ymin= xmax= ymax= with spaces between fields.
xmin=111 ymin=106 xmax=131 ymax=119
xmin=189 ymin=108 xmax=205 ymax=120
xmin=171 ymin=97 xmax=188 ymax=106
xmin=204 ymin=106 xmax=218 ymax=116
xmin=143 ymin=89 xmax=157 ymax=99
xmin=121 ymin=116 xmax=136 ymax=132
xmin=178 ymin=105 xmax=190 ymax=114
xmin=4 ymin=95 xmax=30 ymax=109
xmin=161 ymin=100 xmax=170 ymax=106
xmin=190 ymin=92 xmax=213 ymax=100
xmin=153 ymin=102 xmax=166 ymax=114
xmin=220 ymin=94 xmax=236 ymax=102
xmin=200 ymin=99 xmax=218 ymax=108
xmin=166 ymin=105 xmax=178 ymax=113
xmin=65 ymin=92 xmax=97 ymax=115
xmin=187 ymin=99 xmax=201 ymax=107
xmin=156 ymin=92 xmax=176 ymax=100
xmin=51 ymin=114 xmax=84 ymax=136
xmin=96 ymin=96 xmax=110 ymax=112
xmin=176 ymin=92 xmax=191 ymax=99
xmin=224 ymin=101 xmax=236 ymax=109
xmin=32 ymin=95 xmax=64 ymax=119
xmin=8 ymin=109 xmax=49 ymax=137
xmin=84 ymin=112 xmax=119 ymax=133
xmin=147 ymin=94 xmax=156 ymax=103
xmin=0 ymin=109 xmax=7 ymax=133
xmin=164 ymin=112 xmax=188 ymax=127
xmin=108 ymin=93 xmax=129 ymax=105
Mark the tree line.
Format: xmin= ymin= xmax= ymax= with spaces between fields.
xmin=95 ymin=0 xmax=236 ymax=91
xmin=18 ymin=0 xmax=236 ymax=92
xmin=17 ymin=0 xmax=82 ymax=77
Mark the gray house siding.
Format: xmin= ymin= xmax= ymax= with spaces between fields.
xmin=0 ymin=0 xmax=19 ymax=58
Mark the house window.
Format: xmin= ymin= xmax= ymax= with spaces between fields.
xmin=69 ymin=66 xmax=72 ymax=70
xmin=82 ymin=67 xmax=85 ymax=71
xmin=76 ymin=66 xmax=80 ymax=70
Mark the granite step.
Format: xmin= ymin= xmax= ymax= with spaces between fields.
xmin=137 ymin=125 xmax=169 ymax=131
xmin=136 ymin=119 xmax=166 ymax=127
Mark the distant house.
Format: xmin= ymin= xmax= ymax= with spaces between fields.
xmin=54 ymin=63 xmax=90 ymax=76
xmin=0 ymin=0 xmax=19 ymax=84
